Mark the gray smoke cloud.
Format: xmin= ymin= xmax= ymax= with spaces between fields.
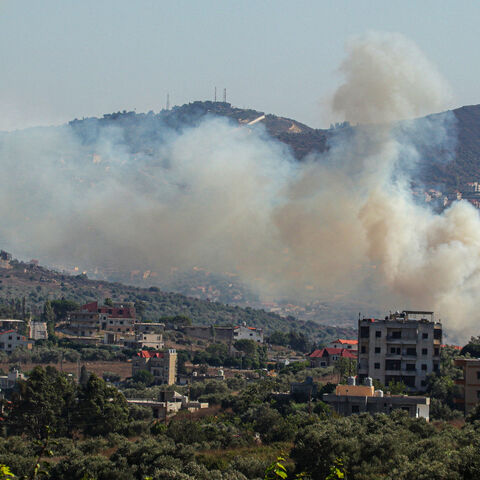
xmin=0 ymin=32 xmax=477 ymax=341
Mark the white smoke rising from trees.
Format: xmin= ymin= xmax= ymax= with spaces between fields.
xmin=0 ymin=32 xmax=478 ymax=341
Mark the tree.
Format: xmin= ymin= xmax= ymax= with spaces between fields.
xmin=7 ymin=366 xmax=76 ymax=439
xmin=79 ymin=365 xmax=90 ymax=386
xmin=42 ymin=301 xmax=55 ymax=324
xmin=104 ymin=298 xmax=113 ymax=307
xmin=75 ymin=374 xmax=129 ymax=436
xmin=50 ymin=299 xmax=79 ymax=321
xmin=334 ymin=358 xmax=356 ymax=381
xmin=132 ymin=369 xmax=154 ymax=386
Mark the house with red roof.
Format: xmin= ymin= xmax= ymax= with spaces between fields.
xmin=308 ymin=347 xmax=357 ymax=368
xmin=132 ymin=349 xmax=177 ymax=385
xmin=328 ymin=339 xmax=358 ymax=351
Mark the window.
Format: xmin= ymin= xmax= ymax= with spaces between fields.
xmin=16 ymin=337 xmax=20 ymax=340
xmin=392 ymin=331 xmax=401 ymax=339
xmin=477 ymin=390 xmax=480 ymax=400
xmin=375 ymin=331 xmax=381 ymax=338
xmin=361 ymin=346 xmax=366 ymax=354
xmin=375 ymin=347 xmax=381 ymax=354
xmin=351 ymin=405 xmax=360 ymax=413
xmin=385 ymin=359 xmax=401 ymax=370
xmin=406 ymin=348 xmax=416 ymax=356
xmin=421 ymin=380 xmax=426 ymax=387
xmin=434 ymin=329 xmax=442 ymax=340
xmin=406 ymin=364 xmax=416 ymax=371
xmin=476 ymin=371 xmax=480 ymax=380
xmin=374 ymin=363 xmax=380 ymax=369
xmin=8 ymin=336 xmax=11 ymax=340
xmin=434 ymin=348 xmax=439 ymax=356
xmin=422 ymin=333 xmax=428 ymax=339
xmin=433 ymin=363 xmax=439 ymax=372
xmin=421 ymin=364 xmax=427 ymax=371
xmin=360 ymin=326 xmax=370 ymax=338
xmin=422 ymin=348 xmax=428 ymax=355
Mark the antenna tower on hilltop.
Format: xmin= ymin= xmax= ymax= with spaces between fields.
xmin=214 ymin=86 xmax=217 ymax=102
xmin=166 ymin=93 xmax=170 ymax=111
xmin=223 ymin=88 xmax=227 ymax=103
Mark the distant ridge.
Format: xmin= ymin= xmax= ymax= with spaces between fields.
xmin=69 ymin=101 xmax=480 ymax=189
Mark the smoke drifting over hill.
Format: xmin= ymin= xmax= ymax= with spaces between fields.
xmin=0 ymin=32 xmax=478 ymax=340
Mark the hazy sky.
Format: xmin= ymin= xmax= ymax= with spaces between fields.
xmin=0 ymin=0 xmax=478 ymax=131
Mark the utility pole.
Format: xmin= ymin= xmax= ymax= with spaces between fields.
xmin=223 ymin=88 xmax=226 ymax=103
xmin=214 ymin=86 xmax=217 ymax=102
xmin=166 ymin=93 xmax=170 ymax=111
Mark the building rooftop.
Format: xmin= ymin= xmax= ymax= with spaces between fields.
xmin=309 ymin=348 xmax=357 ymax=359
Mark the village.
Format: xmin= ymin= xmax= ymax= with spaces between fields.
xmin=0 ymin=298 xmax=478 ymax=424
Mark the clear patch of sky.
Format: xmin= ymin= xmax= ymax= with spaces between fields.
xmin=0 ymin=0 xmax=478 ymax=131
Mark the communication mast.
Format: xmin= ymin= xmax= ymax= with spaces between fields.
xmin=214 ymin=86 xmax=217 ymax=102
xmin=166 ymin=93 xmax=170 ymax=111
xmin=223 ymin=88 xmax=227 ymax=103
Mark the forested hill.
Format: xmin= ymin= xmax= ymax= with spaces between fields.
xmin=69 ymin=101 xmax=480 ymax=190
xmin=0 ymin=255 xmax=354 ymax=342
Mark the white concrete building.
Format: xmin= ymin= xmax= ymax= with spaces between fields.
xmin=233 ymin=323 xmax=264 ymax=343
xmin=29 ymin=321 xmax=48 ymax=341
xmin=357 ymin=311 xmax=442 ymax=392
xmin=0 ymin=330 xmax=32 ymax=353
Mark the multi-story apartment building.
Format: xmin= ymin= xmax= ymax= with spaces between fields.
xmin=357 ymin=310 xmax=442 ymax=392
xmin=132 ymin=349 xmax=177 ymax=385
xmin=454 ymin=358 xmax=480 ymax=414
xmin=67 ymin=301 xmax=136 ymax=338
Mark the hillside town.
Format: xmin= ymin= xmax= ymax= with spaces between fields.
xmin=0 ymin=298 xmax=478 ymax=424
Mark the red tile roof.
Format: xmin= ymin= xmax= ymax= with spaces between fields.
xmin=137 ymin=350 xmax=164 ymax=358
xmin=309 ymin=348 xmax=357 ymax=359
xmin=332 ymin=339 xmax=358 ymax=345
xmin=441 ymin=344 xmax=462 ymax=350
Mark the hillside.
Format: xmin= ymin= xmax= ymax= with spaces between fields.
xmin=69 ymin=101 xmax=480 ymax=189
xmin=0 ymin=254 xmax=355 ymax=343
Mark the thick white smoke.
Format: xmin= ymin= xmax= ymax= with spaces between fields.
xmin=0 ymin=32 xmax=477 ymax=341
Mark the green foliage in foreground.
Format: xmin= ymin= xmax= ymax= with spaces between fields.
xmin=0 ymin=357 xmax=479 ymax=480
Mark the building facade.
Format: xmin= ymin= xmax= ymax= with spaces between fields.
xmin=357 ymin=311 xmax=442 ymax=392
xmin=323 ymin=379 xmax=430 ymax=420
xmin=29 ymin=321 xmax=48 ymax=341
xmin=132 ymin=349 xmax=177 ymax=385
xmin=454 ymin=358 xmax=480 ymax=414
xmin=67 ymin=301 xmax=136 ymax=338
xmin=0 ymin=330 xmax=32 ymax=353
xmin=183 ymin=323 xmax=263 ymax=344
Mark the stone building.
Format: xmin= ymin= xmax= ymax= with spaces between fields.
xmin=132 ymin=349 xmax=177 ymax=385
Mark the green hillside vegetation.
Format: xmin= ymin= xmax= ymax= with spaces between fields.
xmin=0 ymin=257 xmax=354 ymax=342
xmin=0 ymin=347 xmax=477 ymax=480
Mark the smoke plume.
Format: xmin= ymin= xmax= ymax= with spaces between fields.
xmin=0 ymin=32 xmax=477 ymax=341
